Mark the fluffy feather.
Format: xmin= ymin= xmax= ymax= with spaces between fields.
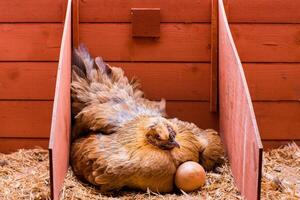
xmin=70 ymin=45 xmax=225 ymax=193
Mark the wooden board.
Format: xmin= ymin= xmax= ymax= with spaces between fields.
xmin=210 ymin=0 xmax=218 ymax=112
xmin=48 ymin=0 xmax=72 ymax=199
xmin=80 ymin=24 xmax=210 ymax=62
xmin=254 ymin=102 xmax=300 ymax=140
xmin=218 ymin=1 xmax=263 ymax=199
xmin=167 ymin=101 xmax=218 ymax=130
xmin=110 ymin=62 xmax=210 ymax=101
xmin=230 ymin=24 xmax=300 ymax=62
xmin=224 ymin=0 xmax=300 ymax=23
xmin=0 ymin=24 xmax=63 ymax=61
xmin=0 ymin=101 xmax=53 ymax=138
xmin=0 ymin=0 xmax=64 ymax=22
xmin=0 ymin=62 xmax=57 ymax=100
xmin=262 ymin=140 xmax=300 ymax=150
xmin=245 ymin=63 xmax=300 ymax=101
xmin=0 ymin=138 xmax=49 ymax=153
xmin=79 ymin=0 xmax=210 ymax=22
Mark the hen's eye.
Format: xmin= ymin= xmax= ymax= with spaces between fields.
xmin=155 ymin=135 xmax=161 ymax=140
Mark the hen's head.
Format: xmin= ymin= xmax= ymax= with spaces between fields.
xmin=145 ymin=117 xmax=180 ymax=150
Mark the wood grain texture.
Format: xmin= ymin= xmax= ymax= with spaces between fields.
xmin=254 ymin=102 xmax=300 ymax=140
xmin=218 ymin=1 xmax=263 ymax=199
xmin=231 ymin=24 xmax=300 ymax=62
xmin=210 ymin=0 xmax=218 ymax=112
xmin=79 ymin=0 xmax=210 ymax=22
xmin=0 ymin=0 xmax=64 ymax=22
xmin=0 ymin=24 xmax=63 ymax=61
xmin=72 ymin=0 xmax=79 ymax=48
xmin=48 ymin=0 xmax=72 ymax=199
xmin=0 ymin=138 xmax=48 ymax=153
xmin=109 ymin=62 xmax=210 ymax=101
xmin=262 ymin=140 xmax=300 ymax=150
xmin=0 ymin=62 xmax=57 ymax=100
xmin=80 ymin=23 xmax=211 ymax=62
xmin=244 ymin=63 xmax=300 ymax=101
xmin=166 ymin=101 xmax=218 ymax=130
xmin=0 ymin=101 xmax=53 ymax=138
xmin=224 ymin=0 xmax=300 ymax=23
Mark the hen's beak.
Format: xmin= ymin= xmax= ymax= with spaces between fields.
xmin=171 ymin=140 xmax=180 ymax=148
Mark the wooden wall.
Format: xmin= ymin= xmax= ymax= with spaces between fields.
xmin=77 ymin=0 xmax=219 ymax=130
xmin=1 ymin=0 xmax=299 ymax=152
xmin=224 ymin=0 xmax=300 ymax=148
xmin=0 ymin=0 xmax=65 ymax=152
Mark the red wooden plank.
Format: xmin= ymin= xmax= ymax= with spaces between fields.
xmin=79 ymin=0 xmax=211 ymax=23
xmin=230 ymin=24 xmax=300 ymax=62
xmin=0 ymin=101 xmax=53 ymax=138
xmin=244 ymin=63 xmax=300 ymax=101
xmin=0 ymin=62 xmax=57 ymax=100
xmin=218 ymin=1 xmax=263 ymax=199
xmin=0 ymin=24 xmax=63 ymax=61
xmin=109 ymin=62 xmax=210 ymax=101
xmin=48 ymin=0 xmax=72 ymax=199
xmin=0 ymin=0 xmax=64 ymax=22
xmin=80 ymin=23 xmax=211 ymax=62
xmin=225 ymin=0 xmax=300 ymax=23
xmin=262 ymin=140 xmax=300 ymax=150
xmin=131 ymin=8 xmax=160 ymax=38
xmin=72 ymin=0 xmax=79 ymax=48
xmin=0 ymin=138 xmax=48 ymax=153
xmin=167 ymin=101 xmax=218 ymax=130
xmin=254 ymin=102 xmax=300 ymax=140
xmin=210 ymin=0 xmax=218 ymax=112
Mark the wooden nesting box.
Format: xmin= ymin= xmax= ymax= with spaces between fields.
xmin=0 ymin=0 xmax=299 ymax=200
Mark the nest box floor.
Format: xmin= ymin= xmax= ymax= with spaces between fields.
xmin=0 ymin=143 xmax=299 ymax=200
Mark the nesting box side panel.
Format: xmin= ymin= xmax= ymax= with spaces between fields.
xmin=77 ymin=0 xmax=218 ymax=130
xmin=219 ymin=0 xmax=263 ymax=199
xmin=48 ymin=0 xmax=72 ymax=199
xmin=223 ymin=0 xmax=300 ymax=147
xmin=0 ymin=0 xmax=66 ymax=153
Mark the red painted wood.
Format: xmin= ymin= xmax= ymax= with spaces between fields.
xmin=231 ymin=24 xmax=300 ymax=62
xmin=48 ymin=0 xmax=72 ymax=199
xmin=218 ymin=1 xmax=263 ymax=199
xmin=0 ymin=0 xmax=64 ymax=22
xmin=0 ymin=101 xmax=53 ymax=138
xmin=254 ymin=102 xmax=300 ymax=140
xmin=0 ymin=62 xmax=57 ymax=100
xmin=245 ymin=63 xmax=300 ymax=101
xmin=79 ymin=0 xmax=211 ymax=23
xmin=167 ymin=101 xmax=219 ymax=131
xmin=72 ymin=0 xmax=79 ymax=48
xmin=109 ymin=62 xmax=210 ymax=101
xmin=80 ymin=24 xmax=211 ymax=62
xmin=0 ymin=138 xmax=48 ymax=153
xmin=210 ymin=0 xmax=218 ymax=112
xmin=131 ymin=8 xmax=160 ymax=38
xmin=0 ymin=24 xmax=63 ymax=61
xmin=224 ymin=0 xmax=300 ymax=23
xmin=262 ymin=140 xmax=300 ymax=150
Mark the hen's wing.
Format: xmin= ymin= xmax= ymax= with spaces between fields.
xmin=170 ymin=118 xmax=225 ymax=170
xmin=71 ymin=44 xmax=165 ymax=139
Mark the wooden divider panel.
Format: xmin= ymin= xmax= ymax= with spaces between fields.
xmin=218 ymin=1 xmax=263 ymax=199
xmin=48 ymin=0 xmax=72 ymax=199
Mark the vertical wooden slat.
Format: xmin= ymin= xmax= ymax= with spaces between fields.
xmin=210 ymin=0 xmax=218 ymax=112
xmin=218 ymin=0 xmax=263 ymax=199
xmin=48 ymin=0 xmax=72 ymax=199
xmin=72 ymin=0 xmax=79 ymax=47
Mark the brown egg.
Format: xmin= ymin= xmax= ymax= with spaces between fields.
xmin=175 ymin=161 xmax=206 ymax=192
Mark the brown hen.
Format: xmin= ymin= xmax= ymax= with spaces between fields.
xmin=70 ymin=45 xmax=225 ymax=193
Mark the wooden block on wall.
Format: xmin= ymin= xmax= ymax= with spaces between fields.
xmin=131 ymin=8 xmax=160 ymax=37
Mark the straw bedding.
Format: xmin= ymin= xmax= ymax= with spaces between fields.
xmin=0 ymin=143 xmax=299 ymax=200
